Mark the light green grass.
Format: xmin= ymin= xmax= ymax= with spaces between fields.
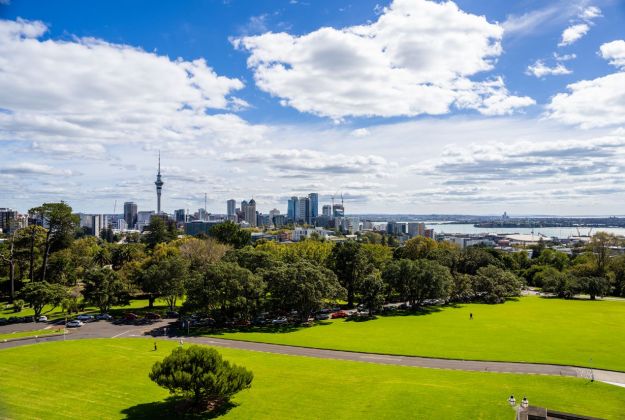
xmin=0 ymin=339 xmax=624 ymax=419
xmin=0 ymin=328 xmax=61 ymax=341
xmin=209 ymin=296 xmax=625 ymax=372
xmin=0 ymin=298 xmax=170 ymax=321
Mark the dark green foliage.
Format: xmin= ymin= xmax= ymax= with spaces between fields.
xmin=383 ymin=259 xmax=453 ymax=307
xmin=185 ymin=261 xmax=265 ymax=320
xmin=473 ymin=265 xmax=523 ymax=303
xmin=262 ymin=260 xmax=346 ymax=320
xmin=82 ymin=267 xmax=131 ymax=313
xmin=142 ymin=217 xmax=177 ymax=249
xmin=209 ymin=221 xmax=251 ymax=249
xmin=358 ymin=270 xmax=386 ymax=315
xmin=224 ymin=247 xmax=278 ymax=273
xmin=149 ymin=346 xmax=253 ymax=410
xmin=19 ymin=281 xmax=67 ymax=317
xmin=137 ymin=253 xmax=189 ymax=309
xmin=328 ymin=241 xmax=369 ymax=308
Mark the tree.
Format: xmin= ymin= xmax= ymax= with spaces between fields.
xmin=458 ymin=247 xmax=502 ymax=275
xmin=223 ymin=247 xmax=278 ymax=274
xmin=577 ymin=276 xmax=611 ymax=300
xmin=209 ymin=221 xmax=251 ymax=249
xmin=608 ymin=254 xmax=625 ymax=297
xmin=137 ymin=246 xmax=189 ymax=309
xmin=111 ymin=243 xmax=145 ymax=270
xmin=383 ymin=259 xmax=452 ymax=307
xmin=29 ymin=202 xmax=79 ymax=282
xmin=328 ymin=241 xmax=369 ymax=308
xmin=185 ymin=261 xmax=265 ymax=321
xmin=178 ymin=237 xmax=230 ymax=272
xmin=589 ymin=232 xmax=617 ymax=277
xmin=92 ymin=247 xmax=112 ymax=267
xmin=541 ymin=272 xmax=579 ymax=299
xmin=150 ymin=346 xmax=253 ymax=410
xmin=142 ymin=217 xmax=177 ymax=249
xmin=473 ymin=265 xmax=523 ymax=303
xmin=82 ymin=267 xmax=131 ymax=313
xmin=0 ymin=230 xmax=17 ymax=301
xmin=358 ymin=270 xmax=386 ymax=316
xmin=400 ymin=236 xmax=438 ymax=260
xmin=449 ymin=273 xmax=474 ymax=303
xmin=19 ymin=281 xmax=67 ymax=318
xmin=263 ymin=260 xmax=345 ymax=321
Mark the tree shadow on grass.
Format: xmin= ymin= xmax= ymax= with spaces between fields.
xmin=121 ymin=396 xmax=236 ymax=420
xmin=191 ymin=321 xmax=334 ymax=336
xmin=379 ymin=305 xmax=444 ymax=318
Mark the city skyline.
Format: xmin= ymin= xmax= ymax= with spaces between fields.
xmin=2 ymin=1 xmax=625 ymax=215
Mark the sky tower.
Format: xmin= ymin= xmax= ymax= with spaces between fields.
xmin=155 ymin=151 xmax=164 ymax=214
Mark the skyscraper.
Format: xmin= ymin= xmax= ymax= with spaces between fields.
xmin=287 ymin=196 xmax=299 ymax=221
xmin=322 ymin=205 xmax=332 ymax=217
xmin=298 ymin=196 xmax=310 ymax=224
xmin=155 ymin=151 xmax=164 ymax=214
xmin=246 ymin=199 xmax=257 ymax=227
xmin=308 ymin=193 xmax=318 ymax=219
xmin=227 ymin=199 xmax=236 ymax=217
xmin=123 ymin=202 xmax=137 ymax=229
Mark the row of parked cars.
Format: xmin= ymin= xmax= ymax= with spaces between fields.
xmin=0 ymin=315 xmax=50 ymax=325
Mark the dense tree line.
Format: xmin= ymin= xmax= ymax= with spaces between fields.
xmin=2 ymin=202 xmax=625 ymax=321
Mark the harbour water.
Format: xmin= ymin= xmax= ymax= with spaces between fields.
xmin=424 ymin=223 xmax=625 ymax=239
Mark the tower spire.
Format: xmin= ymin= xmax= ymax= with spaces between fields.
xmin=155 ymin=150 xmax=164 ymax=214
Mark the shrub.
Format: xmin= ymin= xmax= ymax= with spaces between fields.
xmin=149 ymin=345 xmax=253 ymax=412
xmin=12 ymin=299 xmax=25 ymax=312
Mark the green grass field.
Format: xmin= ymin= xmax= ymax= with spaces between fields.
xmin=0 ymin=298 xmax=170 ymax=321
xmin=209 ymin=296 xmax=625 ymax=372
xmin=0 ymin=339 xmax=624 ymax=419
xmin=0 ymin=328 xmax=61 ymax=342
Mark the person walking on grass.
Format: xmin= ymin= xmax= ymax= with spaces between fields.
xmin=153 ymin=341 xmax=157 ymax=351
xmin=470 ymin=313 xmax=473 ymax=320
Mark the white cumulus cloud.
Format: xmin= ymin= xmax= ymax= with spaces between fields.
xmin=600 ymin=40 xmax=625 ymax=69
xmin=0 ymin=18 xmax=265 ymax=148
xmin=559 ymin=23 xmax=590 ymax=46
xmin=526 ymin=60 xmax=572 ymax=77
xmin=234 ymin=0 xmax=533 ymax=120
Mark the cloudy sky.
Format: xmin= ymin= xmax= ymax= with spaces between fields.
xmin=1 ymin=0 xmax=625 ymax=216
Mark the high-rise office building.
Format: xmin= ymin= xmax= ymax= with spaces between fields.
xmin=154 ymin=151 xmax=164 ymax=214
xmin=123 ymin=202 xmax=138 ymax=229
xmin=174 ymin=209 xmax=186 ymax=223
xmin=322 ymin=205 xmax=332 ymax=217
xmin=298 ymin=196 xmax=310 ymax=224
xmin=332 ymin=203 xmax=344 ymax=218
xmin=287 ymin=196 xmax=299 ymax=221
xmin=227 ymin=199 xmax=236 ymax=217
xmin=246 ymin=199 xmax=257 ymax=227
xmin=0 ymin=208 xmax=18 ymax=234
xmin=407 ymin=222 xmax=426 ymax=237
xmin=137 ymin=210 xmax=154 ymax=231
xmin=308 ymin=193 xmax=318 ymax=219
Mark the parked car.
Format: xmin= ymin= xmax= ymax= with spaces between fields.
xmin=165 ymin=311 xmax=179 ymax=318
xmin=123 ymin=313 xmax=139 ymax=320
xmin=271 ymin=316 xmax=288 ymax=325
xmin=145 ymin=312 xmax=161 ymax=320
xmin=0 ymin=318 xmax=8 ymax=325
xmin=66 ymin=320 xmax=84 ymax=328
xmin=76 ymin=314 xmax=94 ymax=322
xmin=7 ymin=317 xmax=20 ymax=324
xmin=96 ymin=313 xmax=113 ymax=321
xmin=252 ymin=317 xmax=267 ymax=326
xmin=331 ymin=310 xmax=348 ymax=319
xmin=22 ymin=316 xmax=35 ymax=323
xmin=37 ymin=316 xmax=48 ymax=322
xmin=235 ymin=319 xmax=251 ymax=328
xmin=316 ymin=313 xmax=330 ymax=320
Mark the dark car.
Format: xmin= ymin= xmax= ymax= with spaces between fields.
xmin=0 ymin=318 xmax=8 ymax=325
xmin=22 ymin=316 xmax=35 ymax=323
xmin=316 ymin=313 xmax=330 ymax=320
xmin=124 ymin=313 xmax=139 ymax=320
xmin=165 ymin=311 xmax=179 ymax=318
xmin=8 ymin=317 xmax=21 ymax=324
xmin=145 ymin=312 xmax=161 ymax=320
xmin=252 ymin=317 xmax=267 ymax=326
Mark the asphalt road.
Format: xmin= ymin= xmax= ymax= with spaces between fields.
xmin=2 ymin=320 xmax=625 ymax=387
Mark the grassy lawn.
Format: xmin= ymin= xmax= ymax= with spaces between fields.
xmin=208 ymin=296 xmax=625 ymax=372
xmin=0 ymin=339 xmax=624 ymax=419
xmin=0 ymin=328 xmax=61 ymax=341
xmin=0 ymin=298 xmax=171 ymax=321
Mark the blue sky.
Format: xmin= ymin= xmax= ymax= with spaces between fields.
xmin=1 ymin=0 xmax=625 ymax=215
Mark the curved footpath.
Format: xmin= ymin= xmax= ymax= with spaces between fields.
xmin=1 ymin=321 xmax=625 ymax=388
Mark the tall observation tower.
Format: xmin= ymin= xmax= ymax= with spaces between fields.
xmin=155 ymin=151 xmax=164 ymax=214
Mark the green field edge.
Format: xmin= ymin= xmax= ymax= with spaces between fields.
xmin=202 ymin=334 xmax=625 ymax=374
xmin=0 ymin=332 xmax=64 ymax=343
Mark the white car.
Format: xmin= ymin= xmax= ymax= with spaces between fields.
xmin=37 ymin=316 xmax=48 ymax=322
xmin=66 ymin=320 xmax=84 ymax=328
xmin=271 ymin=317 xmax=288 ymax=325
xmin=96 ymin=313 xmax=113 ymax=321
xmin=76 ymin=314 xmax=94 ymax=322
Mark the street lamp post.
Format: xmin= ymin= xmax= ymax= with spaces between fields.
xmin=508 ymin=395 xmax=529 ymax=419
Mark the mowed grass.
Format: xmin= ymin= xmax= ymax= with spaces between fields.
xmin=0 ymin=298 xmax=170 ymax=321
xmin=0 ymin=328 xmax=61 ymax=341
xmin=210 ymin=296 xmax=625 ymax=372
xmin=0 ymin=339 xmax=624 ymax=419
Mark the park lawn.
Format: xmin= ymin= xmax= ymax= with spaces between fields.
xmin=0 ymin=339 xmax=624 ymax=419
xmin=209 ymin=295 xmax=625 ymax=372
xmin=0 ymin=297 xmax=171 ymax=321
xmin=0 ymin=328 xmax=61 ymax=341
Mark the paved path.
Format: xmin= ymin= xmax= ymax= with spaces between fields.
xmin=2 ymin=321 xmax=625 ymax=387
